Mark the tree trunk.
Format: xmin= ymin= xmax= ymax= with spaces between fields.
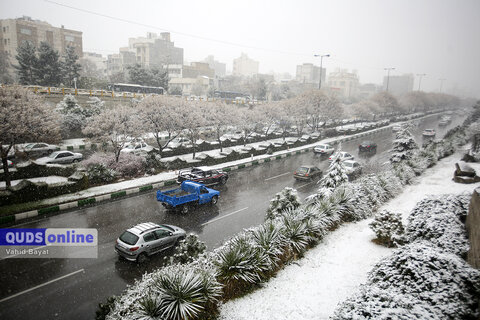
xmin=1 ymin=157 xmax=11 ymax=188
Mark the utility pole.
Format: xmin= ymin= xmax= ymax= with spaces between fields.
xmin=384 ymin=67 xmax=395 ymax=92
xmin=438 ymin=78 xmax=446 ymax=92
xmin=417 ymin=73 xmax=427 ymax=91
xmin=314 ymin=54 xmax=330 ymax=89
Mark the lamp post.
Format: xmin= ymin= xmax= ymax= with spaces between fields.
xmin=314 ymin=54 xmax=330 ymax=89
xmin=438 ymin=78 xmax=446 ymax=92
xmin=384 ymin=67 xmax=395 ymax=92
xmin=417 ymin=73 xmax=426 ymax=91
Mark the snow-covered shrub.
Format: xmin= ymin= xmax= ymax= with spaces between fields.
xmin=406 ymin=152 xmax=430 ymax=175
xmin=305 ymin=159 xmax=349 ymax=204
xmin=265 ymin=187 xmax=301 ymax=220
xmin=328 ymin=186 xmax=359 ymax=222
xmin=389 ymin=127 xmax=419 ymax=164
xmin=393 ymin=162 xmax=416 ymax=184
xmin=110 ymin=152 xmax=146 ymax=177
xmin=135 ymin=294 xmax=162 ymax=319
xmin=250 ymin=221 xmax=287 ymax=271
xmin=87 ymin=163 xmax=117 ymax=184
xmin=368 ymin=242 xmax=480 ymax=319
xmin=215 ymin=235 xmax=269 ymax=299
xmin=369 ymin=210 xmax=405 ymax=247
xmin=376 ymin=170 xmax=402 ymax=199
xmin=405 ymin=194 xmax=470 ymax=257
xmin=151 ymin=266 xmax=222 ymax=320
xmin=332 ymin=284 xmax=442 ymax=320
xmin=279 ymin=213 xmax=311 ymax=257
xmin=166 ymin=234 xmax=206 ymax=265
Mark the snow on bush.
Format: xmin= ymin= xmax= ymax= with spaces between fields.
xmin=393 ymin=162 xmax=416 ymax=184
xmin=405 ymin=194 xmax=470 ymax=257
xmin=369 ymin=210 xmax=405 ymax=247
xmin=165 ymin=234 xmax=206 ymax=265
xmin=306 ymin=158 xmax=348 ymax=203
xmin=265 ymin=187 xmax=301 ymax=220
xmin=367 ymin=242 xmax=480 ymax=319
xmin=389 ymin=128 xmax=419 ymax=164
xmin=83 ymin=152 xmax=146 ymax=179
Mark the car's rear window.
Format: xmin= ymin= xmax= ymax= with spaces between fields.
xmin=296 ymin=167 xmax=309 ymax=174
xmin=119 ymin=231 xmax=139 ymax=245
xmin=160 ymin=225 xmax=174 ymax=232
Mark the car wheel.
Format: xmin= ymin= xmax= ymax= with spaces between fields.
xmin=180 ymin=205 xmax=189 ymax=214
xmin=136 ymin=253 xmax=148 ymax=264
xmin=220 ymin=176 xmax=227 ymax=185
xmin=73 ymin=158 xmax=80 ymax=163
xmin=211 ymin=195 xmax=218 ymax=205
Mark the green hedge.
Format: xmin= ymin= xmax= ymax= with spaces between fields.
xmin=0 ymin=215 xmax=15 ymax=225
xmin=111 ymin=191 xmax=127 ymax=199
xmin=164 ymin=180 xmax=177 ymax=186
xmin=79 ymin=145 xmax=85 ymax=150
xmin=237 ymin=164 xmax=245 ymax=169
xmin=78 ymin=198 xmax=96 ymax=207
xmin=67 ymin=146 xmax=74 ymax=151
xmin=223 ymin=167 xmax=231 ymax=172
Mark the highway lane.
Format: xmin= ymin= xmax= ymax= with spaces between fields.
xmin=0 ymin=113 xmax=464 ymax=320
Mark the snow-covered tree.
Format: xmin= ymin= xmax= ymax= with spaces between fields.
xmin=369 ymin=210 xmax=405 ymax=247
xmin=257 ymin=102 xmax=281 ymax=136
xmin=0 ymin=51 xmax=13 ymax=84
xmin=296 ymin=90 xmax=342 ymax=131
xmin=61 ymin=46 xmax=81 ymax=87
xmin=83 ymin=104 xmax=142 ymax=162
xmin=208 ymin=101 xmax=237 ymax=152
xmin=0 ymin=86 xmax=61 ymax=187
xmin=234 ymin=106 xmax=261 ymax=146
xmin=138 ymin=96 xmax=184 ymax=156
xmin=318 ymin=158 xmax=349 ymax=197
xmin=371 ymin=91 xmax=399 ymax=115
xmin=265 ymin=187 xmax=301 ymax=220
xmin=14 ymin=40 xmax=38 ymax=85
xmin=177 ymin=100 xmax=207 ymax=159
xmin=56 ymin=95 xmax=100 ymax=138
xmin=35 ymin=42 xmax=62 ymax=87
xmin=390 ymin=127 xmax=419 ymax=164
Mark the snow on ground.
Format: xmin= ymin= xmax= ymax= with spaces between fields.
xmin=0 ymin=176 xmax=67 ymax=188
xmin=218 ymin=147 xmax=480 ymax=320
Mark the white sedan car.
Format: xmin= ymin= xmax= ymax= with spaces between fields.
xmin=120 ymin=142 xmax=153 ymax=154
xmin=36 ymin=151 xmax=83 ymax=164
xmin=328 ymin=151 xmax=354 ymax=163
xmin=343 ymin=160 xmax=363 ymax=176
xmin=313 ymin=143 xmax=335 ymax=155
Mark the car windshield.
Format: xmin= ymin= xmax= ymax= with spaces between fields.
xmin=48 ymin=152 xmax=60 ymax=158
xmin=344 ymin=162 xmax=354 ymax=168
xmin=119 ymin=231 xmax=139 ymax=245
xmin=296 ymin=167 xmax=309 ymax=174
xmin=25 ymin=143 xmax=35 ymax=149
xmin=124 ymin=144 xmax=135 ymax=149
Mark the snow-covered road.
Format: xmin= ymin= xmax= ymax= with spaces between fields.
xmin=218 ymin=147 xmax=480 ymax=320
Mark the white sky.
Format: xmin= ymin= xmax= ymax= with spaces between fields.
xmin=1 ymin=0 xmax=479 ymax=98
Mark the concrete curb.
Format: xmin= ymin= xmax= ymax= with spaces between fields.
xmin=3 ymin=113 xmax=439 ymax=225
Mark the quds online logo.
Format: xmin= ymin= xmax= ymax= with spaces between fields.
xmin=0 ymin=228 xmax=98 ymax=247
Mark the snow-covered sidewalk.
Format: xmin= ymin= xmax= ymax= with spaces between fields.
xmin=218 ymin=148 xmax=480 ymax=320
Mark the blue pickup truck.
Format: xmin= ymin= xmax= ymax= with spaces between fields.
xmin=156 ymin=181 xmax=220 ymax=213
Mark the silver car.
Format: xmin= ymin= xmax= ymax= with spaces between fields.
xmin=115 ymin=222 xmax=186 ymax=263
xmin=36 ymin=151 xmax=83 ymax=164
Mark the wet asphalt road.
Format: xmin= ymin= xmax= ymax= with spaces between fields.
xmin=0 ymin=114 xmax=464 ymax=320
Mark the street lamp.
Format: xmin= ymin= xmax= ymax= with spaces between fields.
xmin=314 ymin=54 xmax=330 ymax=89
xmin=438 ymin=78 xmax=446 ymax=92
xmin=417 ymin=73 xmax=426 ymax=91
xmin=384 ymin=67 xmax=395 ymax=92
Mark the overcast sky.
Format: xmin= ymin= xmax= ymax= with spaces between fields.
xmin=1 ymin=0 xmax=479 ymax=98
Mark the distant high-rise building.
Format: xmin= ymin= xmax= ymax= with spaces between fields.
xmin=383 ymin=73 xmax=414 ymax=96
xmin=82 ymin=52 xmax=107 ymax=78
xmin=295 ymin=63 xmax=325 ymax=86
xmin=204 ymin=55 xmax=226 ymax=78
xmin=233 ymin=53 xmax=259 ymax=77
xmin=0 ymin=16 xmax=83 ymax=76
xmin=327 ymin=69 xmax=359 ymax=99
xmin=183 ymin=62 xmax=214 ymax=79
xmin=133 ymin=32 xmax=183 ymax=68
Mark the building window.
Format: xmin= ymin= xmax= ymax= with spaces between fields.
xmin=2 ymin=27 xmax=5 ymax=33
xmin=65 ymin=35 xmax=75 ymax=42
xmin=7 ymin=39 xmax=10 ymax=45
xmin=20 ymin=28 xmax=32 ymax=35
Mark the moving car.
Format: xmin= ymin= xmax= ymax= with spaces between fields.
xmin=422 ymin=129 xmax=436 ymax=138
xmin=36 ymin=151 xmax=83 ymax=164
xmin=313 ymin=143 xmax=335 ymax=155
xmin=115 ymin=222 xmax=186 ymax=263
xmin=343 ymin=160 xmax=362 ymax=177
xmin=177 ymin=166 xmax=228 ymax=185
xmin=293 ymin=165 xmax=322 ymax=181
xmin=156 ymin=181 xmax=220 ymax=213
xmin=359 ymin=141 xmax=377 ymax=153
xmin=328 ymin=151 xmax=354 ymax=163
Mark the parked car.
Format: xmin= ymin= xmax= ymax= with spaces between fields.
xmin=328 ymin=151 xmax=354 ymax=163
xmin=36 ymin=151 xmax=83 ymax=164
xmin=359 ymin=141 xmax=377 ymax=153
xmin=120 ymin=142 xmax=153 ymax=154
xmin=392 ymin=125 xmax=402 ymax=132
xmin=177 ymin=166 xmax=228 ymax=186
xmin=115 ymin=222 xmax=186 ymax=263
xmin=293 ymin=165 xmax=322 ymax=181
xmin=438 ymin=119 xmax=448 ymax=126
xmin=422 ymin=129 xmax=436 ymax=138
xmin=156 ymin=181 xmax=220 ymax=213
xmin=313 ymin=143 xmax=335 ymax=155
xmin=21 ymin=143 xmax=58 ymax=157
xmin=168 ymin=137 xmax=192 ymax=149
xmin=343 ymin=160 xmax=363 ymax=177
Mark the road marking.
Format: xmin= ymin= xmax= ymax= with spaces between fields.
xmin=201 ymin=207 xmax=249 ymax=227
xmin=264 ymin=172 xmax=290 ymax=181
xmin=0 ymin=269 xmax=85 ymax=303
xmin=296 ymin=181 xmax=316 ymax=189
xmin=0 ymin=245 xmax=49 ymax=261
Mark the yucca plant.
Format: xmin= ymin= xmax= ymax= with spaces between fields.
xmin=136 ymin=294 xmax=163 ymax=320
xmin=280 ymin=214 xmax=310 ymax=257
xmin=153 ymin=267 xmax=220 ymax=320
xmin=215 ymin=236 xmax=270 ymax=299
xmin=313 ymin=197 xmax=342 ymax=230
xmin=251 ymin=221 xmax=287 ymax=272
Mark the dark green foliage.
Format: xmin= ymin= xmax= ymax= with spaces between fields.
xmin=61 ymin=46 xmax=81 ymax=87
xmin=166 ymin=234 xmax=206 ymax=265
xmin=369 ymin=210 xmax=405 ymax=247
xmin=35 ymin=42 xmax=62 ymax=86
xmin=95 ymin=295 xmax=117 ymax=320
xmin=14 ymin=41 xmax=38 ymax=84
